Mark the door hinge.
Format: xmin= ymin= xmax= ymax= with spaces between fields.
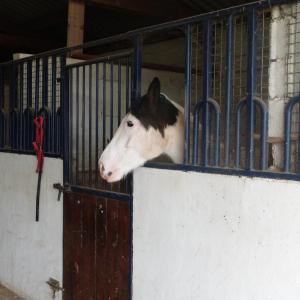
xmin=53 ymin=183 xmax=70 ymax=201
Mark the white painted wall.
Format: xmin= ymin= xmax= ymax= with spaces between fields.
xmin=133 ymin=167 xmax=300 ymax=300
xmin=0 ymin=153 xmax=63 ymax=300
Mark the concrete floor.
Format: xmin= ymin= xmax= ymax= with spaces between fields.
xmin=0 ymin=284 xmax=24 ymax=300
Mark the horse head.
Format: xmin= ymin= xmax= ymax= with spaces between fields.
xmin=99 ymin=77 xmax=184 ymax=182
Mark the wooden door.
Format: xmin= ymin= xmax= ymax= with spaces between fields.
xmin=63 ymin=191 xmax=130 ymax=300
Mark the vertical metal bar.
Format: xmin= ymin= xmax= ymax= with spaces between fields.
xmin=35 ymin=58 xmax=40 ymax=114
xmin=192 ymin=105 xmax=201 ymax=164
xmin=88 ymin=64 xmax=92 ymax=185
xmin=0 ymin=67 xmax=4 ymax=148
xmin=110 ymin=61 xmax=114 ymax=139
xmin=42 ymin=56 xmax=48 ymax=107
xmin=126 ymin=57 xmax=130 ymax=112
xmin=82 ymin=66 xmax=86 ymax=185
xmin=133 ymin=35 xmax=142 ymax=100
xmin=224 ymin=14 xmax=234 ymax=167
xmin=214 ymin=104 xmax=221 ymax=166
xmin=26 ymin=61 xmax=33 ymax=150
xmin=51 ymin=55 xmax=57 ymax=153
xmin=61 ymin=54 xmax=69 ymax=184
xmin=202 ymin=18 xmax=212 ymax=167
xmin=284 ymin=104 xmax=292 ymax=173
xmin=75 ymin=67 xmax=79 ymax=184
xmin=236 ymin=107 xmax=241 ymax=168
xmin=184 ymin=24 xmax=192 ymax=164
xmin=118 ymin=60 xmax=122 ymax=125
xmin=19 ymin=63 xmax=24 ymax=150
xmin=69 ymin=67 xmax=73 ymax=183
xmin=102 ymin=63 xmax=106 ymax=151
xmin=235 ymin=101 xmax=246 ymax=168
xmin=95 ymin=63 xmax=99 ymax=186
xmin=246 ymin=8 xmax=257 ymax=170
xmin=60 ymin=55 xmax=66 ymax=156
xmin=260 ymin=105 xmax=268 ymax=170
xmin=0 ymin=67 xmax=3 ymax=110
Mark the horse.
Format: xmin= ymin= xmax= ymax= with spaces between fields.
xmin=98 ymin=77 xmax=185 ymax=183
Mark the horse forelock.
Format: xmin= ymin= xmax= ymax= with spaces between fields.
xmin=130 ymin=94 xmax=179 ymax=137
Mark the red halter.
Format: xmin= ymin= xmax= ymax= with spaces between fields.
xmin=33 ymin=116 xmax=44 ymax=173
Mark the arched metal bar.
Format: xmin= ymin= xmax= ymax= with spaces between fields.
xmin=284 ymin=96 xmax=300 ymax=173
xmin=235 ymin=96 xmax=268 ymax=170
xmin=192 ymin=98 xmax=221 ymax=166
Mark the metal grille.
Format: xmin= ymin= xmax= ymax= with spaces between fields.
xmin=67 ymin=55 xmax=132 ymax=193
xmin=191 ymin=9 xmax=271 ymax=168
xmin=287 ymin=2 xmax=300 ymax=134
xmin=0 ymin=55 xmax=63 ymax=155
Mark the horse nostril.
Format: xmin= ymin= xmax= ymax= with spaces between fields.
xmin=107 ymin=171 xmax=112 ymax=177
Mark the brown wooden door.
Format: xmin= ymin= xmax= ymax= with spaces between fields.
xmin=63 ymin=191 xmax=130 ymax=300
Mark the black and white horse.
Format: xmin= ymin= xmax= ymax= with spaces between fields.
xmin=99 ymin=77 xmax=184 ymax=182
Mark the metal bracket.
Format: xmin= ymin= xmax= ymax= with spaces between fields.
xmin=53 ymin=183 xmax=69 ymax=201
xmin=46 ymin=277 xmax=64 ymax=299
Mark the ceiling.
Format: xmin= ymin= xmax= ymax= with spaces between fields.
xmin=0 ymin=0 xmax=252 ymax=62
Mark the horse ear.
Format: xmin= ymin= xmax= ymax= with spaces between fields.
xmin=147 ymin=77 xmax=160 ymax=105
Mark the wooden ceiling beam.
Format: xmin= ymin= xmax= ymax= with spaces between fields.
xmin=67 ymin=0 xmax=85 ymax=48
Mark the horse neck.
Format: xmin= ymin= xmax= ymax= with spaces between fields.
xmin=163 ymin=109 xmax=184 ymax=164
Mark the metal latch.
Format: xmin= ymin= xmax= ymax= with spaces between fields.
xmin=53 ymin=183 xmax=69 ymax=201
xmin=46 ymin=277 xmax=64 ymax=299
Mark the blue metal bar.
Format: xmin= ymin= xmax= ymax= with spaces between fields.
xmin=201 ymin=19 xmax=212 ymax=167
xmin=51 ymin=56 xmax=57 ymax=153
xmin=69 ymin=68 xmax=73 ymax=183
xmin=255 ymin=98 xmax=268 ymax=170
xmin=26 ymin=61 xmax=33 ymax=150
xmin=82 ymin=66 xmax=86 ymax=185
xmin=133 ymin=35 xmax=142 ymax=100
xmin=75 ymin=67 xmax=79 ymax=184
xmin=236 ymin=97 xmax=268 ymax=169
xmin=95 ymin=63 xmax=99 ymax=186
xmin=192 ymin=103 xmax=201 ymax=165
xmin=35 ymin=58 xmax=40 ymax=114
xmin=0 ymin=67 xmax=4 ymax=148
xmin=184 ymin=24 xmax=192 ymax=164
xmin=110 ymin=61 xmax=114 ymax=139
xmin=27 ymin=61 xmax=32 ymax=107
xmin=11 ymin=63 xmax=18 ymax=149
xmin=235 ymin=99 xmax=247 ymax=168
xmin=209 ymin=98 xmax=221 ymax=166
xmin=118 ymin=60 xmax=122 ymax=125
xmin=246 ymin=8 xmax=257 ymax=170
xmin=126 ymin=57 xmax=130 ymax=112
xmin=61 ymin=54 xmax=69 ymax=184
xmin=42 ymin=56 xmax=48 ymax=107
xmin=193 ymin=99 xmax=220 ymax=166
xmin=284 ymin=96 xmax=300 ymax=172
xmin=145 ymin=161 xmax=300 ymax=182
xmin=19 ymin=63 xmax=24 ymax=150
xmin=59 ymin=55 xmax=66 ymax=155
xmin=102 ymin=62 xmax=106 ymax=151
xmin=88 ymin=64 xmax=92 ymax=185
xmin=224 ymin=14 xmax=234 ymax=167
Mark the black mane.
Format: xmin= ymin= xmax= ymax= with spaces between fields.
xmin=130 ymin=94 xmax=179 ymax=137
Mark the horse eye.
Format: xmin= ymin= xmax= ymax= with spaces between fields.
xmin=127 ymin=121 xmax=134 ymax=127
